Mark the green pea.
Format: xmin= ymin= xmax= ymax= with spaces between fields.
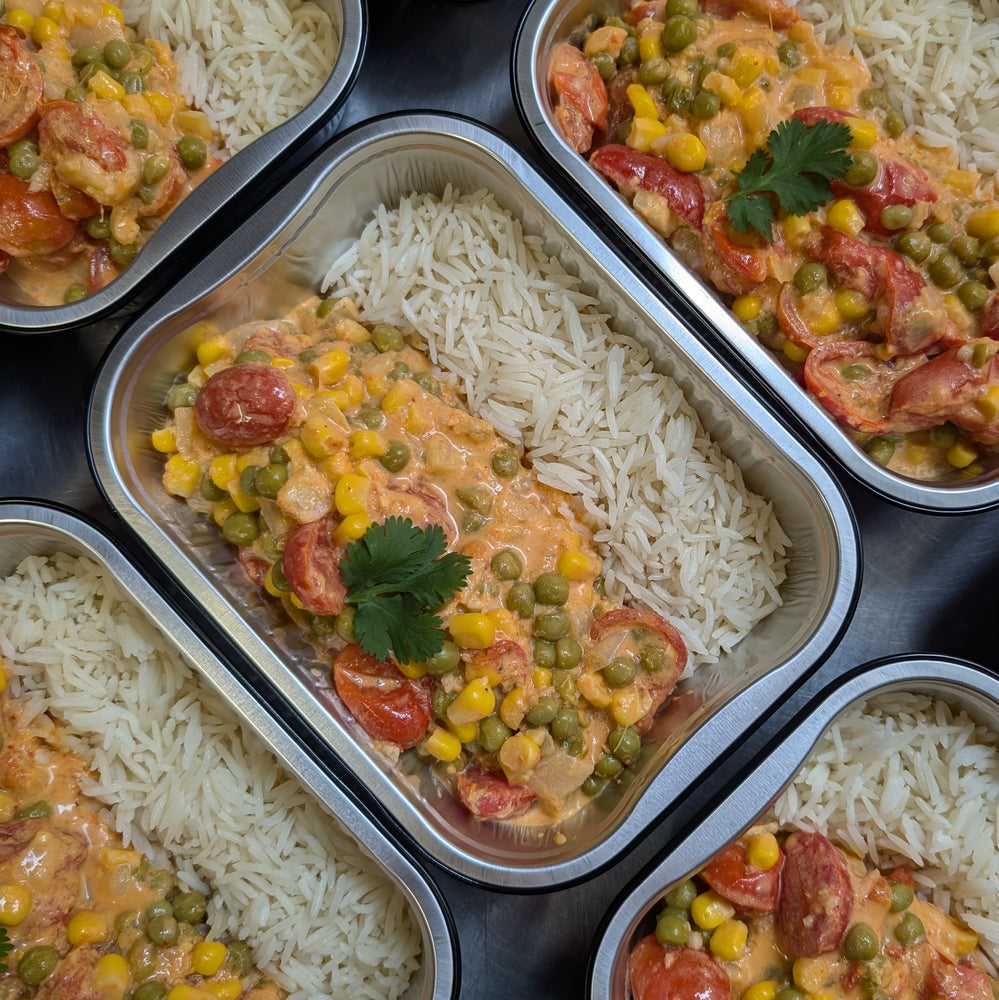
xmin=165 ymin=382 xmax=198 ymax=410
xmin=926 ymin=221 xmax=953 ymax=244
xmin=665 ymin=878 xmax=698 ymax=910
xmin=225 ymin=941 xmax=253 ymax=978
xmin=133 ymin=982 xmax=168 ymax=1000
xmin=533 ymin=609 xmax=571 ymax=641
xmin=603 ymin=655 xmax=637 ymax=688
xmin=85 ymin=214 xmax=112 ymax=241
xmin=958 ymin=280 xmax=990 ymax=312
xmin=479 ymin=715 xmax=512 ymax=753
xmin=928 ymin=251 xmax=963 ymax=288
xmin=607 ymin=725 xmax=641 ymax=763
xmin=72 ymin=44 xmax=104 ymax=68
xmin=142 ymin=154 xmax=170 ymax=185
xmin=880 ymin=204 xmax=913 ymax=231
xmin=77 ymin=60 xmax=107 ymax=84
xmin=491 ymin=447 xmax=520 ymax=478
xmin=581 ymin=773 xmax=607 ymax=796
xmin=665 ymin=0 xmax=698 ymax=14
xmin=222 ymin=512 xmax=259 ymax=546
xmin=316 ymin=297 xmax=337 ymax=318
xmin=716 ymin=41 xmax=736 ymax=58
xmin=505 ymin=581 xmax=535 ymax=618
xmin=63 ymin=282 xmax=88 ymax=303
xmin=419 ymin=640 xmax=460 ymax=675
xmin=972 ymin=340 xmax=998 ymax=368
xmin=456 ymin=484 xmax=493 ymax=514
xmin=235 ymin=349 xmax=271 ymax=364
xmin=859 ymin=87 xmax=887 ymax=109
xmin=661 ymin=80 xmax=694 ymax=114
xmin=378 ymin=440 xmax=411 ymax=473
xmin=145 ymin=897 xmax=173 ymax=921
xmin=356 ymin=404 xmax=384 ymax=428
xmin=594 ymin=753 xmax=623 ymax=778
xmin=930 ymin=422 xmax=959 ymax=449
xmin=950 ymin=234 xmax=981 ymax=266
xmin=843 ymin=922 xmax=880 ymax=961
xmin=550 ymin=706 xmax=580 ymax=741
xmin=128 ymin=938 xmax=159 ymax=980
xmin=894 ymin=911 xmax=925 ymax=945
xmin=555 ymin=636 xmax=582 ymax=670
xmin=691 ymin=89 xmax=720 ymax=119
xmin=533 ymin=639 xmax=556 ymax=669
xmin=655 ymin=908 xmax=691 ymax=946
xmin=388 ymin=360 xmax=412 ymax=382
xmin=461 ymin=510 xmax=486 ymax=533
xmin=267 ymin=559 xmax=291 ymax=593
xmin=864 ymin=436 xmax=896 ymax=466
xmin=109 ymin=237 xmax=138 ymax=267
xmin=238 ymin=465 xmax=261 ymax=497
xmin=371 ymin=323 xmax=405 ymax=352
xmin=115 ymin=908 xmax=143 ymax=935
xmin=591 ymin=50 xmax=617 ymax=81
xmin=777 ymin=39 xmax=799 ymax=67
xmin=533 ymin=571 xmax=569 ymax=605
xmin=130 ymin=44 xmax=155 ymax=74
xmin=65 ymin=84 xmax=88 ymax=102
xmin=412 ymin=371 xmax=440 ymax=395
xmin=177 ymin=135 xmax=207 ymax=171
xmin=431 ymin=687 xmax=455 ymax=719
xmin=147 ymin=913 xmax=179 ymax=946
xmin=838 ymin=362 xmax=868 ymax=382
xmin=270 ymin=444 xmax=290 ymax=465
xmin=618 ymin=34 xmax=639 ymax=66
xmin=130 ymin=119 xmax=149 ymax=149
xmin=889 ymin=882 xmax=915 ymax=912
xmin=884 ymin=110 xmax=905 ymax=137
xmin=525 ymin=696 xmax=558 ymax=726
xmin=793 ymin=262 xmax=828 ymax=294
xmin=842 ymin=150 xmax=878 ymax=187
xmin=895 ymin=230 xmax=931 ymax=263
xmin=7 ymin=137 xmax=39 ymax=179
xmin=490 ymin=549 xmax=522 ymax=580
xmin=171 ymin=889 xmax=206 ymax=924
xmin=199 ymin=475 xmax=227 ymax=502
xmin=103 ymin=38 xmax=131 ymax=69
xmin=254 ymin=462 xmax=289 ymax=499
xmin=14 ymin=800 xmax=49 ymax=819
xmin=639 ymin=642 xmax=667 ymax=673
xmin=18 ymin=946 xmax=59 ymax=986
xmin=638 ymin=57 xmax=672 ymax=85
xmin=551 ymin=668 xmax=578 ymax=701
xmin=118 ymin=69 xmax=144 ymax=92
xmin=333 ymin=606 xmax=356 ymax=642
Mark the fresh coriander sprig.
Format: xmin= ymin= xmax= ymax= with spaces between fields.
xmin=0 ymin=926 xmax=11 ymax=974
xmin=725 ymin=117 xmax=854 ymax=241
xmin=339 ymin=516 xmax=472 ymax=665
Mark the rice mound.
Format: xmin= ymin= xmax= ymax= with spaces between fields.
xmin=773 ymin=691 xmax=999 ymax=961
xmin=121 ymin=0 xmax=338 ymax=153
xmin=795 ymin=0 xmax=999 ymax=181
xmin=0 ymin=552 xmax=421 ymax=1000
xmin=323 ymin=187 xmax=789 ymax=667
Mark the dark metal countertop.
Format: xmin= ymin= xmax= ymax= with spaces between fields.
xmin=1 ymin=1 xmax=996 ymax=996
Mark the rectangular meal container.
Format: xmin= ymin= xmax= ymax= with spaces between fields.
xmin=512 ymin=0 xmax=999 ymax=514
xmin=0 ymin=0 xmax=365 ymax=336
xmin=87 ymin=112 xmax=860 ymax=890
xmin=0 ymin=500 xmax=457 ymax=1000
xmin=587 ymin=654 xmax=999 ymax=998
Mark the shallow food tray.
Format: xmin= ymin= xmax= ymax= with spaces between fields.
xmin=512 ymin=0 xmax=999 ymax=514
xmin=0 ymin=500 xmax=457 ymax=1000
xmin=588 ymin=654 xmax=999 ymax=997
xmin=1 ymin=0 xmax=365 ymax=336
xmin=88 ymin=112 xmax=860 ymax=889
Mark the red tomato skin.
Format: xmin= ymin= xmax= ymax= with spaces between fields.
xmin=627 ymin=937 xmax=730 ymax=1000
xmin=455 ymin=764 xmax=535 ymax=820
xmin=193 ymin=363 xmax=297 ymax=448
xmin=549 ymin=41 xmax=608 ymax=154
xmin=0 ymin=26 xmax=43 ymax=146
xmin=925 ymin=956 xmax=996 ymax=1000
xmin=332 ymin=644 xmax=432 ymax=749
xmin=701 ymin=840 xmax=783 ymax=912
xmin=280 ymin=519 xmax=347 ymax=617
xmin=0 ymin=174 xmax=78 ymax=258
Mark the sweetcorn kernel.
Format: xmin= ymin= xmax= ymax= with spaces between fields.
xmin=448 ymin=676 xmax=496 ymax=725
xmin=196 ymin=335 xmax=230 ymax=367
xmin=746 ymin=831 xmax=780 ymax=869
xmin=348 ymin=429 xmax=387 ymax=460
xmin=423 ymin=726 xmax=462 ymax=762
xmin=664 ymin=132 xmax=706 ymax=172
xmin=448 ymin=613 xmax=496 ymax=650
xmin=629 ymin=116 xmax=668 ymax=152
xmin=500 ymin=686 xmax=530 ymax=729
xmin=497 ymin=731 xmax=541 ymax=779
xmin=742 ymin=983 xmax=778 ymax=1000
xmin=308 ymin=349 xmax=350 ymax=386
xmin=204 ymin=981 xmax=242 ymax=1000
xmin=826 ymin=198 xmax=865 ymax=236
xmin=966 ymin=209 xmax=999 ymax=241
xmin=87 ymin=69 xmax=125 ymax=101
xmin=334 ymin=474 xmax=371 ymax=516
xmin=163 ymin=455 xmax=201 ymax=498
xmin=5 ymin=9 xmax=35 ymax=33
xmin=150 ymin=426 xmax=177 ymax=453
xmin=835 ymin=288 xmax=871 ymax=320
xmin=93 ymin=953 xmax=129 ymax=998
xmin=731 ymin=293 xmax=762 ymax=323
xmin=0 ymin=884 xmax=32 ymax=926
xmin=845 ymin=116 xmax=877 ymax=148
xmin=783 ymin=339 xmax=810 ymax=364
xmin=556 ymin=549 xmax=599 ymax=580
xmin=710 ymin=918 xmax=748 ymax=960
xmin=67 ymin=910 xmax=111 ymax=945
xmin=30 ymin=14 xmax=60 ymax=43
xmin=690 ymin=891 xmax=735 ymax=930
xmin=192 ymin=942 xmax=227 ymax=977
xmin=144 ymin=91 xmax=173 ymax=122
xmin=626 ymin=83 xmax=659 ymax=121
xmin=333 ymin=513 xmax=371 ymax=543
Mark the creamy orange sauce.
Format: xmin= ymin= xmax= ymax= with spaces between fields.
xmin=155 ymin=295 xmax=689 ymax=827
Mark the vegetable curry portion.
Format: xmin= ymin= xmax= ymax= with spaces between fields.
xmin=550 ymin=0 xmax=999 ymax=482
xmin=154 ymin=295 xmax=688 ymax=827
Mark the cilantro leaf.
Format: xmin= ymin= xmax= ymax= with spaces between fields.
xmin=725 ymin=118 xmax=853 ymax=241
xmin=339 ymin=517 xmax=472 ymax=664
xmin=0 ymin=926 xmax=11 ymax=974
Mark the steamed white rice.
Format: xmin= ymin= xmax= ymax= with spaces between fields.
xmin=773 ymin=691 xmax=999 ymax=961
xmin=121 ymin=0 xmax=338 ymax=153
xmin=323 ymin=187 xmax=789 ymax=668
xmin=795 ymin=0 xmax=999 ymax=180
xmin=0 ymin=552 xmax=420 ymax=1000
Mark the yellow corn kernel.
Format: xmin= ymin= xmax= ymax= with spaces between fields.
xmin=93 ymin=953 xmax=129 ymax=999
xmin=101 ymin=2 xmax=124 ymax=22
xmin=308 ymin=349 xmax=350 ymax=387
xmin=731 ymin=293 xmax=762 ymax=323
xmin=204 ymin=981 xmax=242 ymax=1000
xmin=486 ymin=607 xmax=516 ymax=634
xmin=792 ymin=957 xmax=828 ymax=994
xmin=664 ymin=132 xmax=706 ymax=173
xmin=211 ymin=498 xmax=237 ymax=528
xmin=966 ymin=209 xmax=999 ymax=241
xmin=739 ymin=86 xmax=772 ymax=141
xmin=173 ymin=108 xmax=214 ymax=141
xmin=228 ymin=480 xmax=260 ymax=514
xmin=611 ymin=686 xmax=652 ymax=727
xmin=976 ymin=385 xmax=999 ymax=421
xmin=556 ymin=549 xmax=597 ymax=581
xmin=626 ymin=83 xmax=659 ymax=122
xmin=166 ymin=987 xmax=217 ymax=1000
xmin=448 ymin=613 xmax=496 ymax=650
xmin=192 ymin=941 xmax=227 ymax=977
xmin=500 ymin=686 xmax=529 ymax=729
xmin=333 ymin=513 xmax=371 ymax=544
xmin=271 ymin=356 xmax=295 ymax=370
xmin=727 ymin=44 xmax=765 ymax=88
xmin=827 ymin=85 xmax=853 ymax=109
xmin=586 ymin=24 xmax=629 ymax=57
xmin=782 ymin=339 xmax=810 ymax=364
xmin=795 ymin=66 xmax=826 ymax=89
xmin=348 ymin=429 xmax=387 ymax=460
xmin=144 ymin=91 xmax=174 ymax=123
xmin=184 ymin=320 xmax=219 ymax=351
xmin=943 ymin=168 xmax=981 ymax=195
xmin=826 ymin=198 xmax=865 ymax=236
xmin=380 ymin=378 xmax=418 ymax=412
xmin=637 ymin=33 xmax=662 ymax=63
xmin=301 ymin=415 xmax=347 ymax=459
xmin=208 ymin=453 xmax=238 ymax=491
xmin=498 ymin=731 xmax=541 ymax=780
xmin=41 ymin=3 xmax=63 ymax=22
xmin=577 ymin=670 xmax=612 ymax=709
xmin=423 ymin=725 xmax=462 ymax=762
xmin=332 ymin=317 xmax=371 ymax=343
xmin=629 ymin=116 xmax=668 ymax=153
xmin=334 ymin=474 xmax=370 ymax=516
xmin=746 ymin=831 xmax=780 ymax=869
xmin=121 ymin=92 xmax=152 ymax=118
xmin=196 ymin=335 xmax=231 ymax=367
xmin=954 ymin=924 xmax=979 ymax=955
xmin=88 ymin=68 xmax=126 ymax=101
xmin=702 ymin=70 xmax=741 ymax=107
xmin=342 ymin=374 xmax=365 ymax=406
xmin=781 ymin=213 xmax=813 ymax=248
xmin=67 ymin=910 xmax=111 ymax=945
xmin=0 ymin=884 xmax=32 ymax=926
xmin=97 ymin=847 xmax=142 ymax=871
xmin=0 ymin=792 xmax=17 ymax=823
xmin=464 ymin=660 xmax=502 ymax=687
xmin=404 ymin=403 xmax=433 ymax=435
xmin=690 ymin=890 xmax=735 ymax=930
xmin=448 ymin=676 xmax=496 ymax=726
xmin=842 ymin=115 xmax=876 ymax=149
xmin=835 ymin=288 xmax=871 ymax=320
xmin=262 ymin=565 xmax=286 ymax=598
xmin=710 ymin=918 xmax=748 ymax=961
xmin=446 ymin=718 xmax=479 ymax=743
xmin=807 ymin=297 xmax=841 ymax=336
xmin=150 ymin=426 xmax=177 ymax=453
xmin=163 ymin=455 xmax=202 ymax=498
xmin=742 ymin=982 xmax=778 ymax=1000
xmin=531 ymin=666 xmax=552 ymax=690
xmin=30 ymin=13 xmax=60 ymax=43
xmin=6 ymin=9 xmax=35 ymax=33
